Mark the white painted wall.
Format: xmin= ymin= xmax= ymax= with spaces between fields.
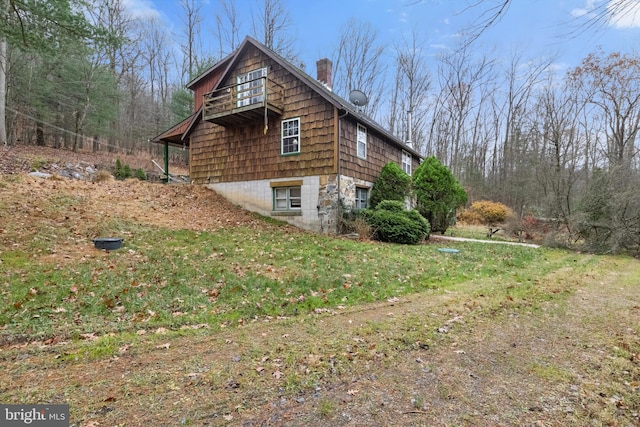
xmin=206 ymin=176 xmax=325 ymax=232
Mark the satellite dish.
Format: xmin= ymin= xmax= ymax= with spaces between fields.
xmin=349 ymin=89 xmax=369 ymax=107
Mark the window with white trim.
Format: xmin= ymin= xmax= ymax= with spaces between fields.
xmin=402 ymin=151 xmax=412 ymax=175
xmin=237 ymin=67 xmax=267 ymax=107
xmin=281 ymin=118 xmax=300 ymax=154
xmin=355 ymin=187 xmax=369 ymax=209
xmin=357 ymin=124 xmax=367 ymax=159
xmin=273 ymin=186 xmax=301 ymax=211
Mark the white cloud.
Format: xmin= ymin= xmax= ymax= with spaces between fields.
xmin=122 ymin=0 xmax=161 ymax=20
xmin=570 ymin=1 xmax=640 ymax=29
xmin=607 ymin=0 xmax=640 ymax=28
xmin=571 ymin=0 xmax=596 ymax=18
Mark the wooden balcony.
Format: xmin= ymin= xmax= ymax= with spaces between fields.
xmin=203 ymin=77 xmax=284 ymax=127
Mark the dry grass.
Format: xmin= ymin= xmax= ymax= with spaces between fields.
xmin=1 ymin=253 xmax=637 ymax=426
xmin=0 ymin=146 xmax=639 ymax=426
xmin=0 ymin=144 xmax=189 ymax=176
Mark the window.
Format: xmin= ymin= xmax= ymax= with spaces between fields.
xmin=357 ymin=124 xmax=367 ymax=159
xmin=237 ymin=67 xmax=267 ymax=107
xmin=355 ymin=187 xmax=369 ymax=209
xmin=402 ymin=151 xmax=412 ymax=175
xmin=273 ymin=186 xmax=301 ymax=211
xmin=281 ymin=118 xmax=300 ymax=154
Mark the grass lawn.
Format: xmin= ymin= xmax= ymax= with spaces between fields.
xmin=2 ymin=222 xmax=550 ymax=343
xmin=1 ymin=173 xmax=639 ymax=426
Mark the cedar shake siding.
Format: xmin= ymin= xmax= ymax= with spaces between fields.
xmin=190 ymin=45 xmax=336 ymax=184
xmin=339 ymin=117 xmax=420 ymax=183
xmin=152 ymin=36 xmax=423 ymax=234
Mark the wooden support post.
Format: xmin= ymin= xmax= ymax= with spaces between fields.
xmin=164 ymin=141 xmax=169 ymax=183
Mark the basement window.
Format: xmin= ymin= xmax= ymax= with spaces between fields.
xmin=355 ymin=187 xmax=369 ymax=209
xmin=273 ymin=186 xmax=302 ymax=211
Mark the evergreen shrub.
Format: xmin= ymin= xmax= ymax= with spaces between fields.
xmin=363 ymin=200 xmax=429 ymax=245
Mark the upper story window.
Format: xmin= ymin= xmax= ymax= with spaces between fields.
xmin=282 ymin=118 xmax=300 ymax=154
xmin=357 ymin=124 xmax=367 ymax=159
xmin=237 ymin=67 xmax=267 ymax=107
xmin=402 ymin=151 xmax=412 ymax=175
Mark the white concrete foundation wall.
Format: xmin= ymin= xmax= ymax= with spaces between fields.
xmin=206 ymin=176 xmax=324 ymax=232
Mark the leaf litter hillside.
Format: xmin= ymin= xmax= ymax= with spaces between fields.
xmin=0 ymin=145 xmax=639 ymax=426
xmin=0 ymin=146 xmax=267 ymax=262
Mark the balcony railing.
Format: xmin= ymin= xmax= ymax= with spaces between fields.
xmin=203 ymin=77 xmax=284 ymax=127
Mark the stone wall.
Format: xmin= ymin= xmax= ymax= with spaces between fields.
xmin=316 ymin=174 xmax=374 ymax=234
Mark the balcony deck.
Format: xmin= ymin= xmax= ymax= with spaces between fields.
xmin=203 ymin=77 xmax=284 ymax=127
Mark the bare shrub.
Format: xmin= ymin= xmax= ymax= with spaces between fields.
xmin=351 ymin=217 xmax=373 ymax=240
xmin=94 ymin=170 xmax=114 ymax=182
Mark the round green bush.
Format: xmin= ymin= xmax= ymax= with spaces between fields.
xmin=375 ymin=200 xmax=406 ymax=213
xmin=363 ymin=201 xmax=430 ymax=245
xmin=404 ymin=209 xmax=431 ymax=238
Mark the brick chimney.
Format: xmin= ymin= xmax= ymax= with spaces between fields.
xmin=316 ymin=58 xmax=333 ymax=91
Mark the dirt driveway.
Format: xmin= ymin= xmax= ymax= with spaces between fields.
xmin=232 ymin=257 xmax=639 ymax=426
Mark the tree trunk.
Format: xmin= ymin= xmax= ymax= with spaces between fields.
xmin=36 ymin=124 xmax=45 ymax=146
xmin=0 ymin=25 xmax=7 ymax=146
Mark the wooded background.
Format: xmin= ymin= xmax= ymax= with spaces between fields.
xmin=1 ymin=0 xmax=638 ymax=253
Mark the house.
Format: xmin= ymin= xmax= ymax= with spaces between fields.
xmin=153 ymin=36 xmax=422 ymax=234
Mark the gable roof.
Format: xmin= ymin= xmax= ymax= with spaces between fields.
xmin=152 ymin=110 xmax=200 ymax=147
xmin=186 ymin=52 xmax=235 ymax=91
xmin=154 ymin=36 xmax=422 ymax=159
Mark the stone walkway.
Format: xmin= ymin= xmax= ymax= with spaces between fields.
xmin=429 ymin=233 xmax=541 ymax=248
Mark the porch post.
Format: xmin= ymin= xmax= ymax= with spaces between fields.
xmin=164 ymin=140 xmax=169 ymax=183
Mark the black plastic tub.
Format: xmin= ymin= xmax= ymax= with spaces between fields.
xmin=93 ymin=238 xmax=123 ymax=251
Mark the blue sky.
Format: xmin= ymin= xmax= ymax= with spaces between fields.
xmin=125 ymin=0 xmax=640 ymax=76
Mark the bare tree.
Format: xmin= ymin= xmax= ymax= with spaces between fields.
xmin=448 ymin=0 xmax=639 ymax=48
xmin=530 ymin=73 xmax=584 ymax=230
xmin=430 ymin=45 xmax=494 ymax=175
xmin=179 ymin=0 xmax=203 ymax=81
xmin=569 ymin=50 xmax=640 ymax=170
xmin=0 ymin=22 xmax=6 ymax=146
xmin=332 ymin=18 xmax=386 ymax=119
xmin=498 ymin=52 xmax=553 ymax=193
xmin=141 ymin=17 xmax=175 ymax=136
xmin=456 ymin=0 xmax=512 ymax=49
xmin=213 ymin=0 xmax=241 ymax=59
xmin=387 ymin=28 xmax=431 ymax=154
xmin=250 ymin=0 xmax=299 ymax=63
